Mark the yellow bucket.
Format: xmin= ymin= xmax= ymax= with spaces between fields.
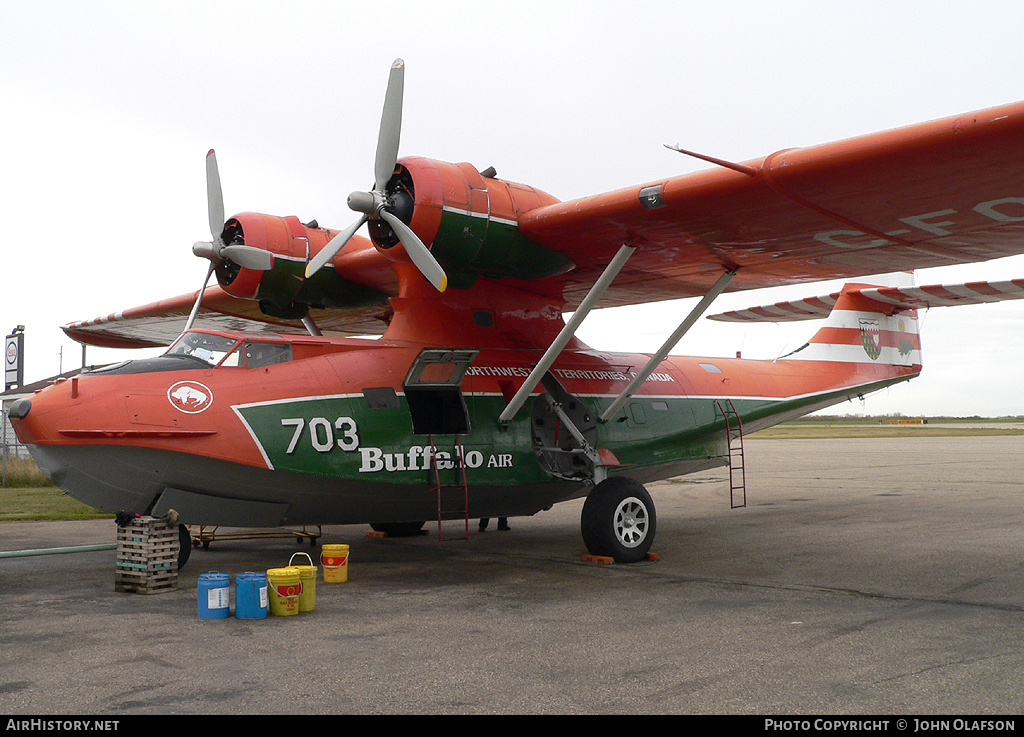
xmin=266 ymin=567 xmax=302 ymax=616
xmin=321 ymin=544 xmax=349 ymax=583
xmin=288 ymin=552 xmax=317 ymax=612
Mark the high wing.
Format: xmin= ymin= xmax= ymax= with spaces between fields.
xmin=519 ymin=100 xmax=1024 ymax=309
xmin=62 ymin=98 xmax=1024 ymax=349
xmin=63 ymin=284 xmax=389 ymax=349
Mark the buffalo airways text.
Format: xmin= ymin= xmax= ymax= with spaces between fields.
xmin=358 ymin=445 xmax=513 ymax=473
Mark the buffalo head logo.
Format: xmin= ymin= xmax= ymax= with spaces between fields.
xmin=167 ymin=381 xmax=214 ymax=414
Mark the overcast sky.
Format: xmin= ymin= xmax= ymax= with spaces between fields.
xmin=4 ymin=1 xmax=1024 ymax=416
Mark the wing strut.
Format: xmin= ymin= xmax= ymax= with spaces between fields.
xmin=599 ymin=269 xmax=736 ymax=423
xmin=498 ymin=244 xmax=637 ymax=423
xmin=182 ymin=262 xmax=216 ymax=334
xmin=301 ymin=316 xmax=323 ymax=337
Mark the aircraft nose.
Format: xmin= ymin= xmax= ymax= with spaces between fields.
xmin=8 ymin=398 xmax=30 ymax=419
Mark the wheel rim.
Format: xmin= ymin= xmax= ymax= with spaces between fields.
xmin=613 ymin=496 xmax=650 ymax=548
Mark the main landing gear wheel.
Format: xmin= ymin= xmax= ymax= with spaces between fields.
xmin=581 ymin=476 xmax=656 ymax=563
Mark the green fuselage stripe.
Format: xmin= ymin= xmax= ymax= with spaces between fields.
xmin=232 ymin=375 xmax=905 ymax=487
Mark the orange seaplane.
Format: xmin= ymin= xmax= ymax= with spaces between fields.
xmin=11 ymin=60 xmax=1024 ymax=567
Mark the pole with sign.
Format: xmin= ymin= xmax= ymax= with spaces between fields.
xmin=5 ymin=327 xmax=24 ymax=390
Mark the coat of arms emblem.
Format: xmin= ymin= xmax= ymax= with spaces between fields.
xmin=860 ymin=318 xmax=882 ymax=360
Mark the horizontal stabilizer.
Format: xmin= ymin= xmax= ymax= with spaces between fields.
xmin=708 ymin=279 xmax=1024 ymax=323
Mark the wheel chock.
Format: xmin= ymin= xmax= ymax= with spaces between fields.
xmin=581 ymin=552 xmax=660 ymax=564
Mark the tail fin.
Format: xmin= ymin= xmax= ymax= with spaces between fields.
xmin=787 ymin=285 xmax=921 ymax=368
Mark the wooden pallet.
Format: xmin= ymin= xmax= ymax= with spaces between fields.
xmin=115 ymin=516 xmax=179 ymax=594
xmin=115 ymin=568 xmax=178 ymax=594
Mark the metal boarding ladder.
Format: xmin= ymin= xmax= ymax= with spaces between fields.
xmin=714 ymin=399 xmax=747 ymax=509
xmin=428 ymin=435 xmax=469 ymax=541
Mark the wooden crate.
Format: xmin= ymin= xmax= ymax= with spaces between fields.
xmin=115 ymin=516 xmax=179 ymax=594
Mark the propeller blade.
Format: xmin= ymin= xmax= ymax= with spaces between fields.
xmin=205 ymin=149 xmax=225 ymax=243
xmin=374 ymin=59 xmax=404 ymax=191
xmin=379 ymin=209 xmax=447 ymax=292
xmin=304 ymin=213 xmax=369 ymax=278
xmin=184 ymin=260 xmax=216 ymax=333
xmin=221 ymin=245 xmax=275 ymax=271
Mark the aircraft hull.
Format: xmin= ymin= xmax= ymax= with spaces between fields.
xmin=13 ymin=345 xmax=915 ymax=527
xmin=23 ymin=441 xmax=581 ymax=526
xmin=11 ymin=310 xmax=919 ymax=529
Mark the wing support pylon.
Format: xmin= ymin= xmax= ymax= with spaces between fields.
xmin=498 ymin=244 xmax=637 ymax=423
xmin=599 ymin=269 xmax=736 ymax=423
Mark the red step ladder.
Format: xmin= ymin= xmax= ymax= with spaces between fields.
xmin=428 ymin=435 xmax=470 ymax=540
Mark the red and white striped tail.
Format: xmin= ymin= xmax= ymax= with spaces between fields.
xmin=794 ymin=287 xmax=921 ymax=367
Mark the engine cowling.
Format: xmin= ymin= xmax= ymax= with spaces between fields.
xmin=209 ymin=160 xmax=575 ymax=320
xmin=371 ymin=157 xmax=575 ymax=288
xmin=216 ymin=212 xmax=388 ymax=319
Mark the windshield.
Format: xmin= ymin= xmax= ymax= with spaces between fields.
xmin=166 ymin=332 xmax=240 ymax=366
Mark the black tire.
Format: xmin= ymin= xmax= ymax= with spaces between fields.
xmin=581 ymin=476 xmax=656 ymax=563
xmin=177 ymin=524 xmax=192 ymax=571
xmin=369 ymin=521 xmax=426 ymax=537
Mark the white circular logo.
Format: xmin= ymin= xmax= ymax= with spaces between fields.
xmin=167 ymin=381 xmax=214 ymax=414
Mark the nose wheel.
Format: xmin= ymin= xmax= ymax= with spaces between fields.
xmin=581 ymin=476 xmax=656 ymax=563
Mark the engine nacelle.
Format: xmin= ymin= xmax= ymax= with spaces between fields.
xmin=372 ymin=157 xmax=575 ymax=288
xmin=216 ymin=212 xmax=387 ymax=319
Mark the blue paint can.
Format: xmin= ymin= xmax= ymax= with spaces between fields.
xmin=197 ymin=572 xmax=231 ymax=619
xmin=235 ymin=572 xmax=268 ymax=619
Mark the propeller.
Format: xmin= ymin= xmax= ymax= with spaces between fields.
xmin=305 ymin=59 xmax=447 ymax=292
xmin=192 ymin=150 xmax=275 ymax=271
xmin=183 ymin=149 xmax=274 ymax=333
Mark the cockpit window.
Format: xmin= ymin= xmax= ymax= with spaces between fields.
xmin=166 ymin=332 xmax=240 ymax=367
xmin=164 ymin=332 xmax=293 ymax=368
xmin=245 ymin=342 xmax=292 ymax=368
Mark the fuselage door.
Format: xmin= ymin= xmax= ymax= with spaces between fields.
xmin=403 ymin=349 xmax=480 ymax=435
